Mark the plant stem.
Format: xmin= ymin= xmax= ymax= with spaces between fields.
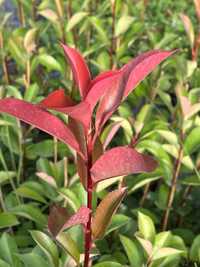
xmin=161 ymin=144 xmax=183 ymax=231
xmin=84 ymin=140 xmax=93 ymax=267
xmin=17 ymin=0 xmax=25 ymax=27
xmin=0 ymin=32 xmax=10 ymax=84
xmin=140 ymin=183 xmax=150 ymax=207
xmin=110 ymin=0 xmax=116 ymax=69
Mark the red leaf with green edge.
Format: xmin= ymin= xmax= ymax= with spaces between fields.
xmin=0 ymin=98 xmax=83 ymax=158
xmin=39 ymin=89 xmax=74 ymax=108
xmin=48 ymin=205 xmax=70 ymax=236
xmin=61 ymin=43 xmax=91 ymax=99
xmin=122 ymin=50 xmax=176 ymax=99
xmin=91 ymin=146 xmax=157 ymax=185
xmin=60 ymin=206 xmax=91 ymax=233
xmin=92 ymin=187 xmax=127 ymax=239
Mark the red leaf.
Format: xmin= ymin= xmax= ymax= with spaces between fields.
xmin=89 ymin=70 xmax=119 ymax=88
xmin=0 ymin=98 xmax=83 ymax=157
xmin=122 ymin=50 xmax=176 ymax=99
xmin=48 ymin=205 xmax=70 ymax=236
xmin=61 ymin=43 xmax=91 ymax=99
xmin=86 ymin=72 xmax=121 ymax=111
xmin=55 ymin=101 xmax=92 ymax=129
xmin=95 ymin=73 xmax=125 ymax=132
xmin=39 ymin=89 xmax=74 ymax=108
xmin=102 ymin=121 xmax=122 ymax=150
xmin=91 ymin=146 xmax=157 ymax=184
xmin=61 ymin=206 xmax=91 ymax=232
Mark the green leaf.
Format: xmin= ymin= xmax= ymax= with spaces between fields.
xmin=157 ymin=130 xmax=178 ymax=145
xmin=31 ymin=54 xmax=63 ymax=73
xmin=56 ymin=232 xmax=80 ymax=264
xmin=89 ymin=16 xmax=108 ymax=43
xmin=120 ymin=235 xmax=143 ymax=267
xmin=138 ymin=212 xmax=156 ymax=243
xmin=17 ymin=252 xmax=50 ymax=267
xmin=0 ymin=171 xmax=16 ymax=185
xmin=128 ymin=172 xmax=161 ymax=193
xmin=0 ymin=259 xmax=11 ymax=267
xmin=58 ymin=188 xmax=81 ymax=212
xmin=93 ymin=262 xmax=122 ymax=267
xmin=0 ymin=212 xmax=19 ymax=229
xmin=190 ymin=234 xmax=200 ymax=262
xmin=10 ymin=204 xmax=47 ymax=227
xmin=106 ymin=214 xmax=130 ymax=236
xmin=67 ymin=12 xmax=88 ymax=32
xmin=155 ymin=232 xmax=171 ymax=248
xmin=16 ymin=186 xmax=47 ymax=203
xmin=0 ymin=233 xmax=21 ymax=267
xmin=115 ymin=15 xmax=134 ymax=37
xmin=184 ymin=127 xmax=200 ymax=155
xmin=181 ymin=175 xmax=200 ymax=186
xmin=30 ymin=231 xmax=59 ymax=267
xmin=153 ymin=247 xmax=183 ymax=261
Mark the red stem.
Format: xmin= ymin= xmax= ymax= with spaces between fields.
xmin=84 ymin=138 xmax=93 ymax=267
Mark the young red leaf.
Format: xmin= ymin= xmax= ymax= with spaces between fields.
xmin=86 ymin=72 xmax=122 ymax=111
xmin=95 ymin=73 xmax=125 ymax=133
xmin=91 ymin=146 xmax=157 ymax=184
xmin=48 ymin=205 xmax=70 ymax=236
xmin=0 ymin=98 xmax=83 ymax=157
xmin=89 ymin=70 xmax=119 ymax=88
xmin=122 ymin=50 xmax=176 ymax=98
xmin=39 ymin=89 xmax=74 ymax=108
xmin=53 ymin=101 xmax=92 ymax=130
xmin=102 ymin=121 xmax=122 ymax=150
xmin=60 ymin=206 xmax=91 ymax=233
xmin=95 ymin=50 xmax=175 ymax=133
xmin=92 ymin=187 xmax=127 ymax=239
xmin=61 ymin=43 xmax=91 ymax=99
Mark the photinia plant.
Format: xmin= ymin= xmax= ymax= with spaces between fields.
xmin=0 ymin=44 xmax=175 ymax=267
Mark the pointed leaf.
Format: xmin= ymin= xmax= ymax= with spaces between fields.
xmin=0 ymin=98 xmax=82 ymax=157
xmin=39 ymin=89 xmax=74 ymax=108
xmin=136 ymin=236 xmax=153 ymax=257
xmin=61 ymin=44 xmax=91 ymax=99
xmin=91 ymin=146 xmax=157 ymax=184
xmin=92 ymin=187 xmax=127 ymax=239
xmin=17 ymin=252 xmax=50 ymax=267
xmin=122 ymin=50 xmax=176 ymax=98
xmin=120 ymin=235 xmax=143 ymax=267
xmin=56 ymin=232 xmax=80 ymax=264
xmin=61 ymin=206 xmax=91 ymax=233
xmin=30 ymin=231 xmax=59 ymax=267
xmin=101 ymin=121 xmax=122 ymax=150
xmin=138 ymin=212 xmax=156 ymax=243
